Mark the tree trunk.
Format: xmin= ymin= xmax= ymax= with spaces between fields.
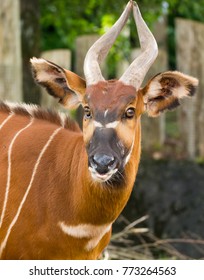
xmin=0 ymin=0 xmax=22 ymax=102
xmin=20 ymin=0 xmax=41 ymax=104
xmin=176 ymin=18 xmax=204 ymax=159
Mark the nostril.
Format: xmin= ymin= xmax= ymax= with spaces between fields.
xmin=92 ymin=154 xmax=116 ymax=174
xmin=93 ymin=154 xmax=114 ymax=166
xmin=107 ymin=157 xmax=115 ymax=167
xmin=92 ymin=154 xmax=98 ymax=165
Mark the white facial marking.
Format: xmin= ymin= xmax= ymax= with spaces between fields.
xmin=0 ymin=127 xmax=62 ymax=258
xmin=124 ymin=135 xmax=135 ymax=166
xmin=93 ymin=121 xmax=103 ymax=128
xmin=124 ymin=152 xmax=131 ymax=166
xmin=105 ymin=121 xmax=119 ymax=129
xmin=59 ymin=222 xmax=112 ymax=251
xmin=93 ymin=120 xmax=119 ymax=129
xmin=89 ymin=167 xmax=118 ymax=183
xmin=117 ymin=140 xmax=125 ymax=156
xmin=104 ymin=109 xmax=109 ymax=118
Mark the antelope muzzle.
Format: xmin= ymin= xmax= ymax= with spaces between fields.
xmin=87 ymin=127 xmax=128 ymax=183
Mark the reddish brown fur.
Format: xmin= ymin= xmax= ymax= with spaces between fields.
xmin=85 ymin=81 xmax=137 ymax=111
xmin=0 ymin=103 xmax=140 ymax=259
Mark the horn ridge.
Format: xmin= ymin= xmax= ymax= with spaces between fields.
xmin=84 ymin=1 xmax=133 ymax=86
xmin=120 ymin=2 xmax=158 ymax=89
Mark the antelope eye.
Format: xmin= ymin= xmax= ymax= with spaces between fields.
xmin=84 ymin=106 xmax=92 ymax=119
xmin=124 ymin=107 xmax=135 ymax=119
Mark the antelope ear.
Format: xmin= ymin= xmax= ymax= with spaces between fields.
xmin=30 ymin=57 xmax=86 ymax=109
xmin=141 ymin=71 xmax=198 ymax=117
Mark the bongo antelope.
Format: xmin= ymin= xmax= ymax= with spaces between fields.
xmin=0 ymin=1 xmax=198 ymax=259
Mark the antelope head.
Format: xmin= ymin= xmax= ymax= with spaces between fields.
xmin=31 ymin=1 xmax=198 ymax=185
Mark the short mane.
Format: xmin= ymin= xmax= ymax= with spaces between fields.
xmin=0 ymin=101 xmax=80 ymax=132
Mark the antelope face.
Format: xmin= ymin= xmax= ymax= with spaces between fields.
xmin=81 ymin=1 xmax=156 ymax=184
xmin=83 ymin=81 xmax=143 ymax=183
xmin=31 ymin=1 xmax=156 ymax=184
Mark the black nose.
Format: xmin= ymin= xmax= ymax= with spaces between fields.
xmin=91 ymin=153 xmax=117 ymax=174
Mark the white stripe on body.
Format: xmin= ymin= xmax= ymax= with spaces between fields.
xmin=59 ymin=222 xmax=112 ymax=251
xmin=0 ymin=118 xmax=34 ymax=228
xmin=0 ymin=113 xmax=14 ymax=131
xmin=0 ymin=126 xmax=62 ymax=258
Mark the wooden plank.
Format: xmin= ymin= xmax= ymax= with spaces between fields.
xmin=176 ymin=18 xmax=204 ymax=159
xmin=0 ymin=0 xmax=22 ymax=102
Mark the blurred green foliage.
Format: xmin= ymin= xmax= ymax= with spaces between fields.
xmin=39 ymin=0 xmax=204 ymax=74
xmin=40 ymin=0 xmax=163 ymax=51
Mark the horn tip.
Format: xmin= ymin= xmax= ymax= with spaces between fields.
xmin=131 ymin=1 xmax=137 ymax=6
xmin=128 ymin=0 xmax=136 ymax=8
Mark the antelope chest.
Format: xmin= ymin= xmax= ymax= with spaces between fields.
xmin=59 ymin=222 xmax=112 ymax=258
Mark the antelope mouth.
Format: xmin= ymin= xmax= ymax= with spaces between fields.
xmin=88 ymin=167 xmax=118 ymax=183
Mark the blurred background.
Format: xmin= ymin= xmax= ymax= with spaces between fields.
xmin=0 ymin=0 xmax=204 ymax=259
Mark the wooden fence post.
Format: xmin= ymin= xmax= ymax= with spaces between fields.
xmin=20 ymin=0 xmax=41 ymax=104
xmin=136 ymin=16 xmax=168 ymax=155
xmin=140 ymin=49 xmax=168 ymax=154
xmin=176 ymin=18 xmax=204 ymax=159
xmin=40 ymin=49 xmax=71 ymax=109
xmin=0 ymin=0 xmax=22 ymax=102
xmin=75 ymin=34 xmax=107 ymax=78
